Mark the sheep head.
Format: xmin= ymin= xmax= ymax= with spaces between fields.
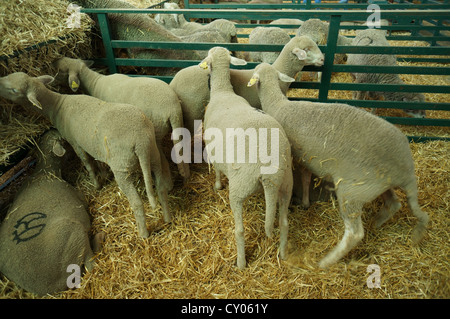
xmin=199 ymin=46 xmax=247 ymax=70
xmin=0 ymin=72 xmax=54 ymax=109
xmin=53 ymin=57 xmax=94 ymax=92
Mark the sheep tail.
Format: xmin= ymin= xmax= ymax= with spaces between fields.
xmin=136 ymin=142 xmax=157 ymax=210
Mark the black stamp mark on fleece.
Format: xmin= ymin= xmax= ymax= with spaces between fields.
xmin=12 ymin=212 xmax=47 ymax=244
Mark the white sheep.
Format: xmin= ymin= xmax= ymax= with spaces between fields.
xmin=248 ymin=63 xmax=429 ymax=268
xmin=154 ymin=3 xmax=237 ymax=43
xmin=54 ymin=57 xmax=190 ymax=183
xmin=180 ymin=30 xmax=230 ymax=59
xmin=296 ymin=18 xmax=352 ymax=80
xmin=346 ymin=29 xmax=427 ymax=118
xmin=0 ymin=129 xmax=104 ymax=296
xmin=269 ymin=18 xmax=304 ymax=33
xmin=0 ymin=72 xmax=171 ymax=238
xmin=171 ymin=19 xmax=238 ymax=43
xmin=249 ymin=27 xmax=292 ymax=64
xmin=154 ymin=2 xmax=183 ymax=29
xmin=200 ymin=47 xmax=293 ymax=269
xmin=169 ymin=36 xmax=324 ymax=135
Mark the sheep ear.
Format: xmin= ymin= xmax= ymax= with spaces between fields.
xmin=292 ymin=48 xmax=307 ymax=60
xmin=36 ymin=75 xmax=54 ymax=86
xmin=230 ymin=56 xmax=247 ymax=66
xmin=26 ymin=91 xmax=42 ymax=110
xmin=277 ymin=71 xmax=295 ymax=83
xmin=83 ymin=60 xmax=94 ymax=68
xmin=52 ymin=140 xmax=66 ymax=157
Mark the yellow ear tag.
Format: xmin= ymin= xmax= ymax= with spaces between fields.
xmin=247 ymin=77 xmax=258 ymax=87
xmin=71 ymin=81 xmax=79 ymax=89
xmin=199 ymin=61 xmax=209 ymax=70
xmin=31 ymin=100 xmax=42 ymax=109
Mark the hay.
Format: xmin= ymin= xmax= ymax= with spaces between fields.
xmin=0 ymin=0 xmax=95 ymax=169
xmin=0 ymin=8 xmax=449 ymax=299
xmin=2 ymin=139 xmax=448 ymax=299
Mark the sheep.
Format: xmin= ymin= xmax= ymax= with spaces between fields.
xmin=154 ymin=3 xmax=237 ymax=43
xmin=154 ymin=2 xmax=183 ymax=29
xmin=296 ymin=18 xmax=352 ymax=80
xmin=296 ymin=19 xmax=330 ymax=45
xmin=346 ymin=29 xmax=426 ymax=118
xmin=200 ymin=47 xmax=293 ymax=269
xmin=169 ymin=35 xmax=324 ymax=135
xmin=0 ymin=72 xmax=170 ymax=238
xmin=54 ymin=57 xmax=190 ymax=183
xmin=180 ymin=30 xmax=230 ymax=59
xmin=72 ymin=0 xmax=200 ymax=64
xmin=269 ymin=19 xmax=304 ymax=33
xmin=249 ymin=27 xmax=292 ymax=64
xmin=247 ymin=62 xmax=429 ymax=268
xmin=0 ymin=129 xmax=104 ymax=296
xmin=170 ymin=18 xmax=238 ymax=44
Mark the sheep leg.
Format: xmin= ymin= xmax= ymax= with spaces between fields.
xmin=374 ymin=189 xmax=401 ymax=228
xmin=318 ymin=196 xmax=364 ymax=268
xmin=404 ymin=180 xmax=429 ymax=244
xmin=72 ymin=144 xmax=100 ymax=189
xmin=214 ymin=168 xmax=223 ymax=190
xmin=262 ymin=183 xmax=278 ymax=239
xmin=278 ymin=189 xmax=291 ymax=261
xmin=157 ymin=143 xmax=174 ymax=192
xmin=113 ymin=170 xmax=149 ymax=238
xmin=301 ymin=167 xmax=312 ymax=209
xmin=229 ymin=192 xmax=246 ymax=269
xmin=150 ymin=159 xmax=172 ymax=223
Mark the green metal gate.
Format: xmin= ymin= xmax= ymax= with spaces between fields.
xmin=80 ymin=4 xmax=450 ymax=141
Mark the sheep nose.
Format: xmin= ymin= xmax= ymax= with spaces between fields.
xmin=316 ymin=57 xmax=325 ymax=66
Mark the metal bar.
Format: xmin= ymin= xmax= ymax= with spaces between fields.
xmin=287 ymin=97 xmax=450 ymax=111
xmin=96 ymin=13 xmax=117 ymax=74
xmin=318 ymin=15 xmax=341 ymax=101
xmin=79 ymin=9 xmax=450 ymax=20
xmin=332 ymin=65 xmax=450 ymax=75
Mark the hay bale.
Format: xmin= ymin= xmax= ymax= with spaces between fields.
xmin=0 ymin=0 xmax=94 ymax=169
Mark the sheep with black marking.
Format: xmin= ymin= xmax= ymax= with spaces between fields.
xmin=200 ymin=47 xmax=293 ymax=269
xmin=0 ymin=129 xmax=104 ymax=296
xmin=248 ymin=63 xmax=429 ymax=268
xmin=0 ymin=72 xmax=170 ymax=238
xmin=346 ymin=29 xmax=427 ymax=118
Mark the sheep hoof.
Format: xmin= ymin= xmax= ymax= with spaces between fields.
xmin=92 ymin=232 xmax=106 ymax=253
xmin=138 ymin=228 xmax=150 ymax=238
xmin=411 ymin=224 xmax=427 ymax=245
xmin=301 ymin=200 xmax=311 ymax=209
xmin=214 ymin=181 xmax=223 ymax=191
xmin=236 ymin=258 xmax=246 ymax=270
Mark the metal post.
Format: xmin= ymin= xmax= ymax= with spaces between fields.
xmin=318 ymin=15 xmax=341 ymax=101
xmin=97 ymin=13 xmax=117 ymax=74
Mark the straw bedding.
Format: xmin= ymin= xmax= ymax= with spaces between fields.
xmin=0 ymin=2 xmax=449 ymax=299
